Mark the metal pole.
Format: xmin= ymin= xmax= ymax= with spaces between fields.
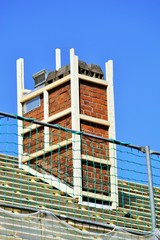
xmin=145 ymin=145 xmax=156 ymax=229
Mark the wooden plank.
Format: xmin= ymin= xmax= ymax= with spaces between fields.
xmin=79 ymin=74 xmax=108 ymax=86
xmin=0 ymin=171 xmax=55 ymax=189
xmin=82 ymin=154 xmax=111 ymax=165
xmin=0 ymin=154 xmax=18 ymax=162
xmin=118 ymin=181 xmax=160 ymax=200
xmin=0 ymin=161 xmax=18 ymax=168
xmin=119 ymin=189 xmax=150 ymax=199
xmin=22 ymin=138 xmax=72 ymax=163
xmin=20 ymin=75 xmax=70 ymax=103
xmin=118 ymin=180 xmax=150 ymax=191
xmin=0 ymin=190 xmax=75 ymax=210
xmin=0 ymin=185 xmax=75 ymax=205
xmin=23 ymin=107 xmax=71 ymax=134
xmin=80 ymin=114 xmax=110 ymax=127
xmin=82 ymin=191 xmax=113 ymax=202
xmin=0 ymin=177 xmax=70 ymax=200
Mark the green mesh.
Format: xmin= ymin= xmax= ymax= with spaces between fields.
xmin=0 ymin=113 xmax=159 ymax=239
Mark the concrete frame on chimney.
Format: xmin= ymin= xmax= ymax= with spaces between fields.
xmin=16 ymin=48 xmax=118 ymax=208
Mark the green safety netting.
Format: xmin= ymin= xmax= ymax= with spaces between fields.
xmin=0 ymin=113 xmax=159 ymax=239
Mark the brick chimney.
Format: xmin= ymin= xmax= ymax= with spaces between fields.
xmin=17 ymin=48 xmax=118 ymax=209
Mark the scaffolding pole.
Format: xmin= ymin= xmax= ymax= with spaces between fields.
xmin=145 ymin=145 xmax=156 ymax=230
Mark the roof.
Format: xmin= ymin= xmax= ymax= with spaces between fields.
xmin=0 ymin=154 xmax=159 ymax=239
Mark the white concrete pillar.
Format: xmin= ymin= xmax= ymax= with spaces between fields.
xmin=43 ymin=90 xmax=49 ymax=148
xmin=106 ymin=60 xmax=118 ymax=209
xmin=55 ymin=48 xmax=61 ymax=70
xmin=16 ymin=58 xmax=24 ymax=168
xmin=70 ymin=48 xmax=82 ymax=203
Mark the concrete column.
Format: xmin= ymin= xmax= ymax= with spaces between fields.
xmin=55 ymin=48 xmax=61 ymax=70
xmin=70 ymin=48 xmax=82 ymax=203
xmin=16 ymin=58 xmax=24 ymax=168
xmin=106 ymin=60 xmax=118 ymax=209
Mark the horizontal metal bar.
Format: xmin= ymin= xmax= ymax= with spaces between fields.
xmin=150 ymin=151 xmax=160 ymax=156
xmin=0 ymin=111 xmax=160 ymax=155
xmin=83 ymin=132 xmax=143 ymax=151
xmin=0 ymin=111 xmax=81 ymax=134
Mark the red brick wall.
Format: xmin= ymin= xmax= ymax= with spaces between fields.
xmin=23 ymin=114 xmax=71 ymax=154
xmin=49 ymin=81 xmax=71 ymax=116
xmin=81 ymin=119 xmax=110 ymax=197
xmin=23 ymin=127 xmax=44 ymax=155
xmin=49 ymin=114 xmax=72 ymax=145
xmin=81 ymin=120 xmax=109 ymax=158
xmin=82 ymin=161 xmax=111 ymax=196
xmin=81 ymin=120 xmax=109 ymax=138
xmin=80 ymin=80 xmax=108 ymax=120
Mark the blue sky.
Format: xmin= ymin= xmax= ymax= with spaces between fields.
xmin=1 ymin=0 xmax=160 ymax=151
